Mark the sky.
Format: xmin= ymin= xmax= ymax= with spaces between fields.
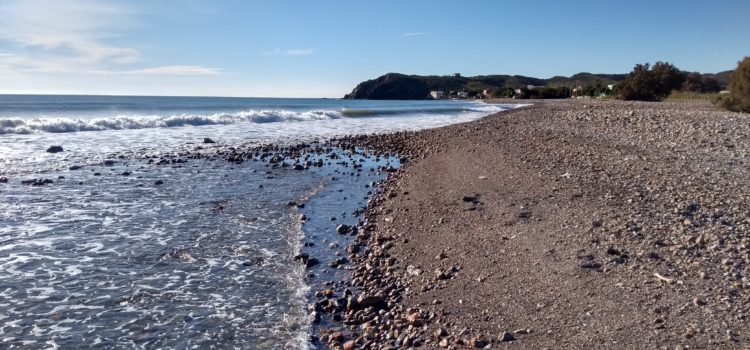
xmin=0 ymin=0 xmax=748 ymax=97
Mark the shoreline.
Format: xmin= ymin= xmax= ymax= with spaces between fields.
xmin=326 ymin=99 xmax=750 ymax=349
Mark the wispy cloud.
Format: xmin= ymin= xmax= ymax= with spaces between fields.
xmin=403 ymin=32 xmax=426 ymax=37
xmin=0 ymin=0 xmax=140 ymax=65
xmin=262 ymin=48 xmax=315 ymax=56
xmin=0 ymin=0 xmax=223 ymax=77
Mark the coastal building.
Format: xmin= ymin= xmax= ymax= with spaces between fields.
xmin=430 ymin=90 xmax=445 ymax=99
xmin=607 ymin=84 xmax=615 ymax=90
xmin=482 ymin=89 xmax=493 ymax=98
xmin=457 ymin=91 xmax=469 ymax=99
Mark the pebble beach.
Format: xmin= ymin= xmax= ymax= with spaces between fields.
xmin=318 ymin=99 xmax=750 ymax=349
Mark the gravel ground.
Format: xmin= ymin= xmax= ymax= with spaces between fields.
xmin=325 ymin=99 xmax=750 ymax=349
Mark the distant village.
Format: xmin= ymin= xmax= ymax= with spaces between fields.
xmin=428 ymin=73 xmax=617 ymax=100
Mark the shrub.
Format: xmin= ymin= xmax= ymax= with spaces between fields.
xmin=617 ymin=62 xmax=685 ymax=101
xmin=718 ymin=56 xmax=750 ymax=112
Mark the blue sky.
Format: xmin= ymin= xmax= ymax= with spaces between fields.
xmin=0 ymin=0 xmax=748 ymax=97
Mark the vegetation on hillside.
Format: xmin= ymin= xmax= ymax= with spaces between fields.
xmin=716 ymin=57 xmax=750 ymax=112
xmin=344 ymin=65 xmax=734 ymax=101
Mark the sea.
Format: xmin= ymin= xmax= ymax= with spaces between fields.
xmin=0 ymin=95 xmax=512 ymax=349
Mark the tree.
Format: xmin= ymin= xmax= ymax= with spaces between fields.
xmin=617 ymin=62 xmax=685 ymax=101
xmin=725 ymin=57 xmax=750 ymax=112
xmin=618 ymin=64 xmax=658 ymax=101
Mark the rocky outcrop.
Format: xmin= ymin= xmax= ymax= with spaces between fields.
xmin=343 ymin=73 xmax=429 ymax=100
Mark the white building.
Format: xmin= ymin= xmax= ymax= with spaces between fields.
xmin=430 ymin=91 xmax=445 ymax=99
xmin=457 ymin=91 xmax=469 ymax=99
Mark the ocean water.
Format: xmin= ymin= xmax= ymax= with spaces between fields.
xmin=0 ymin=95 xmax=512 ymax=348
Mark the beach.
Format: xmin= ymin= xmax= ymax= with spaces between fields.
xmin=322 ymin=99 xmax=750 ymax=349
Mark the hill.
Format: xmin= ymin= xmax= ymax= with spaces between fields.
xmin=344 ymin=72 xmax=627 ymax=99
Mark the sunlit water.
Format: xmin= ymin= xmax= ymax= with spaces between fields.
xmin=0 ymin=96 xmax=513 ymax=348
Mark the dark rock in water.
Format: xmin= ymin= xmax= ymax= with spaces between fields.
xmin=336 ymin=224 xmax=351 ymax=234
xmin=21 ymin=179 xmax=53 ymax=186
xmin=0 ymin=177 xmax=8 ymax=183
xmin=103 ymin=160 xmax=116 ymax=166
xmin=294 ymin=253 xmax=319 ymax=268
xmin=203 ymin=138 xmax=216 ymax=144
xmin=121 ymin=171 xmax=131 ymax=176
xmin=46 ymin=146 xmax=64 ymax=153
xmin=69 ymin=165 xmax=83 ymax=171
xmin=329 ymin=257 xmax=348 ymax=268
xmin=154 ymin=180 xmax=164 ymax=185
xmin=268 ymin=155 xmax=284 ymax=164
xmin=293 ymin=164 xmax=305 ymax=171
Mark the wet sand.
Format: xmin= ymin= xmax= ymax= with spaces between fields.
xmin=329 ymin=100 xmax=750 ymax=349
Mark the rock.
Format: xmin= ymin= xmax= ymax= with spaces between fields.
xmin=336 ymin=224 xmax=351 ymax=234
xmin=21 ymin=179 xmax=53 ymax=186
xmin=46 ymin=145 xmax=63 ymax=153
xmin=435 ymin=268 xmax=451 ymax=280
xmin=499 ymin=331 xmax=515 ymax=342
xmin=434 ymin=327 xmax=448 ymax=338
xmin=580 ymin=261 xmax=602 ymax=270
xmin=343 ymin=340 xmax=355 ymax=350
xmin=155 ymin=180 xmax=164 ymax=185
xmin=293 ymin=164 xmax=305 ymax=170
xmin=406 ymin=312 xmax=424 ymax=326
xmin=357 ymin=295 xmax=387 ymax=310
xmin=439 ymin=338 xmax=449 ymax=347
xmin=693 ymin=297 xmax=707 ymax=306
xmin=0 ymin=177 xmax=8 ymax=183
xmin=103 ymin=160 xmax=116 ymax=166
xmin=406 ymin=265 xmax=422 ymax=276
xmin=329 ymin=257 xmax=348 ymax=268
xmin=69 ymin=165 xmax=83 ymax=170
xmin=469 ymin=336 xmax=488 ymax=348
xmin=203 ymin=138 xmax=216 ymax=144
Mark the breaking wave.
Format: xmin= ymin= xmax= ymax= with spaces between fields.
xmin=0 ymin=103 xmax=508 ymax=135
xmin=0 ymin=109 xmax=344 ymax=135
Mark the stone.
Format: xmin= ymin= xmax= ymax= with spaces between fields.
xmin=343 ymin=340 xmax=355 ymax=350
xmin=406 ymin=312 xmax=424 ymax=326
xmin=155 ymin=180 xmax=164 ymax=185
xmin=46 ymin=145 xmax=63 ymax=153
xmin=203 ymin=138 xmax=216 ymax=143
xmin=357 ymin=295 xmax=387 ymax=310
xmin=499 ymin=331 xmax=515 ymax=342
xmin=293 ymin=164 xmax=305 ymax=170
xmin=336 ymin=224 xmax=351 ymax=234
xmin=469 ymin=336 xmax=488 ymax=348
xmin=0 ymin=177 xmax=8 ymax=183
